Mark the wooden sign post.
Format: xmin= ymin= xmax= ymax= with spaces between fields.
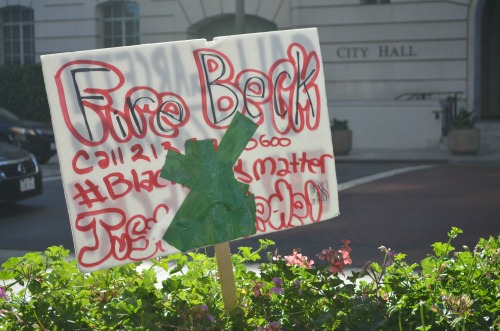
xmin=215 ymin=242 xmax=238 ymax=311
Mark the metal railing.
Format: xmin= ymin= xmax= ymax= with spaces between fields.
xmin=395 ymin=91 xmax=465 ymax=133
xmin=395 ymin=91 xmax=463 ymax=101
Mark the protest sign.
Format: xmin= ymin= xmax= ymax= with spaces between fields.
xmin=41 ymin=28 xmax=339 ymax=272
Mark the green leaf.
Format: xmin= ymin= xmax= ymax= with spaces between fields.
xmin=27 ymin=280 xmax=42 ymax=294
xmin=431 ymin=242 xmax=454 ymax=257
xmin=421 ymin=257 xmax=437 ymax=275
xmin=455 ymin=251 xmax=473 ymax=265
xmin=1 ymin=257 xmax=23 ymax=270
xmin=258 ymin=238 xmax=275 ymax=249
xmin=163 ymin=278 xmax=185 ymax=292
xmin=448 ymin=227 xmax=463 ymax=239
xmin=0 ymin=270 xmax=17 ymax=280
xmin=151 ymin=258 xmax=171 ymax=272
xmin=370 ymin=262 xmax=382 ymax=273
xmin=237 ymin=246 xmax=260 ymax=262
xmin=394 ymin=253 xmax=407 ymax=261
xmin=313 ymin=311 xmax=332 ymax=325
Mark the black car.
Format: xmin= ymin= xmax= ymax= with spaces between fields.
xmin=0 ymin=142 xmax=43 ymax=201
xmin=0 ymin=107 xmax=56 ymax=164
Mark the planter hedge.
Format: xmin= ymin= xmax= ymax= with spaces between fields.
xmin=1 ymin=228 xmax=499 ymax=330
xmin=0 ymin=64 xmax=51 ymax=123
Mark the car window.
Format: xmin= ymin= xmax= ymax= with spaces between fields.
xmin=0 ymin=107 xmax=20 ymax=121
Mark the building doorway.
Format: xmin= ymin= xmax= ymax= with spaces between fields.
xmin=188 ymin=14 xmax=276 ymax=40
xmin=481 ymin=0 xmax=500 ymax=118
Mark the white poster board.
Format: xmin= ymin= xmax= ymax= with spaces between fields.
xmin=41 ymin=28 xmax=339 ymax=272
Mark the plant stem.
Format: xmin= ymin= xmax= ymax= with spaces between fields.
xmin=420 ymin=303 xmax=426 ymax=330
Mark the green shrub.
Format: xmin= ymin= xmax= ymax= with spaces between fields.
xmin=0 ymin=64 xmax=51 ymax=122
xmin=330 ymin=118 xmax=349 ymax=131
xmin=450 ymin=109 xmax=475 ymax=129
xmin=1 ymin=228 xmax=499 ymax=330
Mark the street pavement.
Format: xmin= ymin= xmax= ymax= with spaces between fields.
xmin=1 ymin=147 xmax=500 ymax=269
xmin=234 ymin=147 xmax=500 ymax=268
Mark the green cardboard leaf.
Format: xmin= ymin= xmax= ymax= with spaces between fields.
xmin=160 ymin=112 xmax=259 ymax=251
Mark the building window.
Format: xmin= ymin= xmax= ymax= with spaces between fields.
xmin=1 ymin=6 xmax=35 ymax=65
xmin=101 ymin=1 xmax=140 ymax=48
xmin=361 ymin=0 xmax=390 ymax=4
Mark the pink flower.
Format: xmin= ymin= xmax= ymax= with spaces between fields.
xmin=269 ymin=277 xmax=284 ymax=295
xmin=317 ymin=240 xmax=352 ymax=275
xmin=269 ymin=286 xmax=284 ymax=295
xmin=253 ymin=282 xmax=265 ymax=297
xmin=294 ymin=279 xmax=301 ymax=288
xmin=194 ymin=304 xmax=214 ymax=324
xmin=272 ymin=277 xmax=283 ymax=287
xmin=0 ymin=287 xmax=8 ymax=301
xmin=341 ymin=250 xmax=352 ymax=265
xmin=257 ymin=321 xmax=282 ymax=331
xmin=385 ymin=249 xmax=395 ymax=267
xmin=284 ymin=249 xmax=315 ymax=268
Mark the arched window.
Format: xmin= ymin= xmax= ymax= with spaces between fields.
xmin=0 ymin=6 xmax=35 ymax=65
xmin=361 ymin=0 xmax=390 ymax=4
xmin=188 ymin=14 xmax=277 ymax=40
xmin=100 ymin=1 xmax=140 ymax=48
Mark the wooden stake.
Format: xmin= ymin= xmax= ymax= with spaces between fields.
xmin=214 ymin=242 xmax=238 ymax=311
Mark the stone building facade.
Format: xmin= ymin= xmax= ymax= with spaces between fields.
xmin=0 ymin=0 xmax=497 ymax=149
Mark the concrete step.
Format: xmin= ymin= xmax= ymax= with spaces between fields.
xmin=476 ymin=120 xmax=500 ymax=149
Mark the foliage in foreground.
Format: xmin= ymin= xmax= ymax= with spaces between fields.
xmin=1 ymin=227 xmax=500 ymax=330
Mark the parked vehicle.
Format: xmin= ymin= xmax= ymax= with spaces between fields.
xmin=0 ymin=107 xmax=56 ymax=164
xmin=0 ymin=142 xmax=43 ymax=201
